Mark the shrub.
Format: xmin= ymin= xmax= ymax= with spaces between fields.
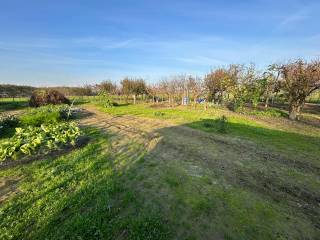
xmin=0 ymin=114 xmax=19 ymax=129
xmin=0 ymin=122 xmax=80 ymax=161
xmin=0 ymin=115 xmax=19 ymax=137
xmin=250 ymin=108 xmax=286 ymax=118
xmin=29 ymin=89 xmax=70 ymax=107
xmin=154 ymin=111 xmax=165 ymax=116
xmin=96 ymin=91 xmax=115 ymax=108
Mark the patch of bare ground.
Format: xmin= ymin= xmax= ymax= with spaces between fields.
xmin=80 ymin=106 xmax=320 ymax=232
xmin=0 ymin=176 xmax=22 ymax=203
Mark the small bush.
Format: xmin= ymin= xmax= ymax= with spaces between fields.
xmin=154 ymin=111 xmax=165 ymax=116
xmin=0 ymin=114 xmax=19 ymax=129
xmin=96 ymin=91 xmax=115 ymax=108
xmin=29 ymin=89 xmax=70 ymax=107
xmin=250 ymin=108 xmax=286 ymax=118
xmin=0 ymin=115 xmax=19 ymax=137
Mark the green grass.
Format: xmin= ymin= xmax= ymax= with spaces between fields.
xmin=1 ymin=103 xmax=319 ymax=239
xmin=2 ymin=127 xmax=314 ymax=239
xmin=0 ymin=127 xmax=170 ymax=240
xmin=91 ymin=103 xmax=320 ymax=162
xmin=0 ymin=99 xmax=28 ymax=113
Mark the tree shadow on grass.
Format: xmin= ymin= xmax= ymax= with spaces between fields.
xmin=188 ymin=118 xmax=320 ymax=166
xmin=0 ymin=101 xmax=28 ymax=113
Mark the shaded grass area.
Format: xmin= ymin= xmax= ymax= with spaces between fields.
xmin=189 ymin=119 xmax=320 ymax=164
xmin=0 ymin=100 xmax=28 ymax=113
xmin=91 ymin=103 xmax=320 ymax=161
xmin=0 ymin=127 xmax=170 ymax=240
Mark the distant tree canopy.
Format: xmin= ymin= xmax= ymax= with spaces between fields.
xmin=120 ymin=78 xmax=147 ymax=103
xmin=0 ymin=85 xmax=95 ymax=98
xmin=0 ymin=84 xmax=36 ymax=98
xmin=43 ymin=86 xmax=95 ymax=96
xmin=97 ymin=80 xmax=118 ymax=95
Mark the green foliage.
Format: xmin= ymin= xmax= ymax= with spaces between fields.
xmin=0 ymin=128 xmax=170 ymax=240
xmin=154 ymin=111 xmax=165 ymax=116
xmin=121 ymin=77 xmax=148 ymax=96
xmin=250 ymin=108 xmax=287 ymax=118
xmin=97 ymin=91 xmax=115 ymax=108
xmin=20 ymin=105 xmax=74 ymax=127
xmin=0 ymin=122 xmax=80 ymax=161
xmin=0 ymin=100 xmax=28 ymax=112
xmin=20 ymin=110 xmax=60 ymax=127
xmin=0 ymin=114 xmax=19 ymax=129
xmin=0 ymin=114 xmax=20 ymax=137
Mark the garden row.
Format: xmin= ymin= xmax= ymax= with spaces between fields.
xmin=0 ymin=105 xmax=81 ymax=162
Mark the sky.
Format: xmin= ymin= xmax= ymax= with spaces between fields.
xmin=0 ymin=0 xmax=320 ymax=87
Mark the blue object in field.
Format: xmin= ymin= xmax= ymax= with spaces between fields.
xmin=197 ymin=98 xmax=205 ymax=103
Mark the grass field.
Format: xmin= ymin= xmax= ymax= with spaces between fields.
xmin=1 ymin=102 xmax=319 ymax=239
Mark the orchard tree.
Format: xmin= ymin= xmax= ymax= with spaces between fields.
xmin=277 ymin=59 xmax=320 ymax=120
xmin=261 ymin=64 xmax=281 ymax=108
xmin=121 ymin=77 xmax=147 ymax=104
xmin=98 ymin=80 xmax=117 ymax=95
xmin=187 ymin=75 xmax=204 ymax=104
xmin=205 ymin=68 xmax=231 ymax=103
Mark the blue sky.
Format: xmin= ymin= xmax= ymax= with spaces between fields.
xmin=0 ymin=0 xmax=319 ymax=86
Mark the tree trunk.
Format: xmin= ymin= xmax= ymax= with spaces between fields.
xmin=289 ymin=103 xmax=301 ymax=120
xmin=265 ymin=97 xmax=269 ymax=108
xmin=133 ymin=94 xmax=136 ymax=104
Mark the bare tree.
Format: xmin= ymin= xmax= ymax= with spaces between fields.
xmin=187 ymin=76 xmax=204 ymax=104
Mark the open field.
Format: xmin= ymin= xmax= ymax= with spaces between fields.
xmin=1 ymin=102 xmax=319 ymax=239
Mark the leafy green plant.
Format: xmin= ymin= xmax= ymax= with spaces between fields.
xmin=97 ymin=91 xmax=115 ymax=108
xmin=154 ymin=111 xmax=165 ymax=116
xmin=0 ymin=122 xmax=80 ymax=161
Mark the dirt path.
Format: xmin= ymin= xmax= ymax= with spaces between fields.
xmin=79 ymin=106 xmax=320 ymax=230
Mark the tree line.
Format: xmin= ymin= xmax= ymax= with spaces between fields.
xmin=97 ymin=59 xmax=320 ymax=120
xmin=1 ymin=59 xmax=319 ymax=120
